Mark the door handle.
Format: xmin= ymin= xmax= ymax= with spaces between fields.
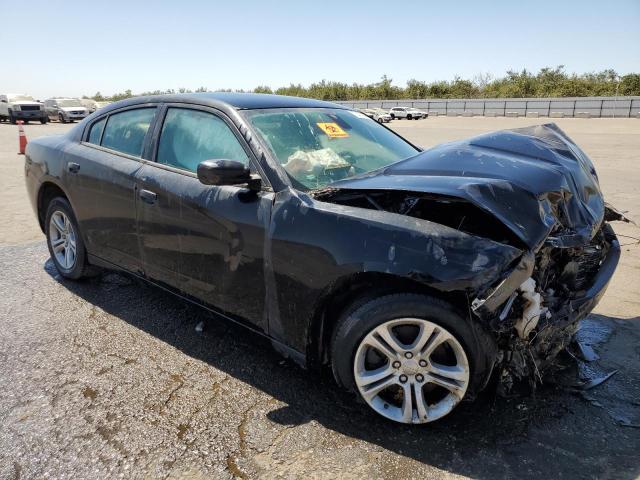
xmin=139 ymin=189 xmax=157 ymax=205
xmin=67 ymin=162 xmax=80 ymax=174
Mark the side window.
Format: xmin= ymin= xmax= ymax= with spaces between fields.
xmin=101 ymin=108 xmax=156 ymax=157
xmin=87 ymin=117 xmax=106 ymax=145
xmin=157 ymin=108 xmax=249 ymax=172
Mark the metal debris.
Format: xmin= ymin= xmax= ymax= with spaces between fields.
xmin=579 ymin=370 xmax=618 ymax=390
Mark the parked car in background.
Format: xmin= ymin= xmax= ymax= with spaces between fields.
xmin=0 ymin=94 xmax=47 ymax=124
xmin=372 ymin=108 xmax=392 ymax=123
xmin=80 ymin=99 xmax=111 ymax=113
xmin=24 ymin=93 xmax=624 ymax=425
xmin=81 ymin=99 xmax=98 ymax=113
xmin=360 ymin=108 xmax=392 ymax=123
xmin=359 ymin=108 xmax=376 ymax=119
xmin=44 ymin=98 xmax=90 ymax=123
xmin=408 ymin=108 xmax=428 ymax=119
xmin=389 ymin=107 xmax=425 ymax=120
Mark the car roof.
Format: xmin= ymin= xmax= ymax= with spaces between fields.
xmin=104 ymin=92 xmax=349 ymax=111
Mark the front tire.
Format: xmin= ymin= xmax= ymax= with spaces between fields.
xmin=331 ymin=293 xmax=494 ymax=424
xmin=45 ymin=197 xmax=92 ymax=280
xmin=59 ymin=113 xmax=67 ymax=124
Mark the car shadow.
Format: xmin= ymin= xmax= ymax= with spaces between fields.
xmin=45 ymin=259 xmax=640 ymax=479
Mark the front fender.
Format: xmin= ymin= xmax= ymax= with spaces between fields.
xmin=266 ymin=188 xmax=522 ymax=353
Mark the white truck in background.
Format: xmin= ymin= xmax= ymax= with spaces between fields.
xmin=0 ymin=94 xmax=47 ymax=124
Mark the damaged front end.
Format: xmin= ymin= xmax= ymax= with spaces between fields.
xmin=314 ymin=123 xmax=627 ymax=392
xmin=476 ymin=220 xmax=621 ymax=392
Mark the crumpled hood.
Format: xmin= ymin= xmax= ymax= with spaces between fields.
xmin=332 ymin=124 xmax=605 ymax=249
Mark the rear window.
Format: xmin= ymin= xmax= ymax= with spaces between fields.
xmin=101 ymin=108 xmax=156 ymax=157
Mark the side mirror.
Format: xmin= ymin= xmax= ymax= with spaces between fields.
xmin=197 ymin=159 xmax=261 ymax=190
xmin=0 ymin=99 xmax=6 ymax=103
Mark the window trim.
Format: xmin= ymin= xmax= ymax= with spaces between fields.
xmin=144 ymin=103 xmax=272 ymax=190
xmin=88 ymin=115 xmax=107 ymax=146
xmin=80 ymin=103 xmax=160 ymax=161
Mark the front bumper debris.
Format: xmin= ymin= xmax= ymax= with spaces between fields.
xmin=475 ymin=223 xmax=621 ymax=390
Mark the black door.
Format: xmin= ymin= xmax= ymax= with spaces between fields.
xmin=136 ymin=106 xmax=271 ymax=331
xmin=64 ymin=106 xmax=157 ymax=272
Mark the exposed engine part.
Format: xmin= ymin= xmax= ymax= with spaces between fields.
xmin=491 ymin=224 xmax=618 ymax=393
xmin=312 ymin=189 xmax=524 ymax=247
xmin=515 ymin=278 xmax=542 ymax=339
xmin=498 ymin=292 xmax=518 ymax=321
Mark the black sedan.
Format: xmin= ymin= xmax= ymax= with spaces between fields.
xmin=24 ymin=93 xmax=624 ymax=424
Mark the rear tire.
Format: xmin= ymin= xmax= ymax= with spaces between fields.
xmin=331 ymin=293 xmax=495 ymax=424
xmin=9 ymin=113 xmax=16 ymax=124
xmin=45 ymin=197 xmax=93 ymax=280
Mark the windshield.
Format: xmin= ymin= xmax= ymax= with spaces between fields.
xmin=9 ymin=95 xmax=35 ymax=102
xmin=246 ymin=108 xmax=418 ymax=190
xmin=58 ymin=99 xmax=83 ymax=107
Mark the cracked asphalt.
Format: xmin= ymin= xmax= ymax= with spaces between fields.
xmin=1 ymin=119 xmax=639 ymax=479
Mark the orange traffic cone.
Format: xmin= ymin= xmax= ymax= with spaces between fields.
xmin=18 ymin=120 xmax=27 ymax=155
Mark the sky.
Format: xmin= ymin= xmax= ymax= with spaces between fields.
xmin=2 ymin=0 xmax=639 ymax=99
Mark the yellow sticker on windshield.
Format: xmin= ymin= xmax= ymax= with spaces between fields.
xmin=316 ymin=122 xmax=349 ymax=138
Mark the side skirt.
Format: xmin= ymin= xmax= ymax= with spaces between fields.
xmin=86 ymin=253 xmax=307 ymax=369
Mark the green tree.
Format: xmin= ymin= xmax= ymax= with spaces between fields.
xmin=253 ymin=86 xmax=273 ymax=94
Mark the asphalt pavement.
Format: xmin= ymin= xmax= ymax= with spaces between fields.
xmin=1 ymin=118 xmax=639 ymax=479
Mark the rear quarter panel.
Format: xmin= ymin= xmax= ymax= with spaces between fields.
xmin=24 ymin=135 xmax=72 ymax=229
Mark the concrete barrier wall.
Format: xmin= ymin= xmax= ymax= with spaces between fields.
xmin=335 ymin=96 xmax=640 ymax=118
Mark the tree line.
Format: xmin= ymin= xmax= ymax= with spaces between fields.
xmin=86 ymin=67 xmax=640 ymax=102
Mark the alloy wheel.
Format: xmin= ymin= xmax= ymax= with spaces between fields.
xmin=49 ymin=210 xmax=77 ymax=270
xmin=353 ymin=318 xmax=469 ymax=424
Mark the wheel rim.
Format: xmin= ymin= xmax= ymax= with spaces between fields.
xmin=49 ymin=210 xmax=77 ymax=270
xmin=353 ymin=318 xmax=469 ymax=424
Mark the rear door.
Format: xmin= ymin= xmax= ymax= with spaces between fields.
xmin=136 ymin=105 xmax=272 ymax=331
xmin=63 ymin=105 xmax=158 ymax=272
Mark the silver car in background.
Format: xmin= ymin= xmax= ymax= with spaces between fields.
xmin=80 ymin=99 xmax=112 ymax=113
xmin=44 ymin=98 xmax=90 ymax=123
xmin=360 ymin=108 xmax=392 ymax=123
